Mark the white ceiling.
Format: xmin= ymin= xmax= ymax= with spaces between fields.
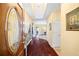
xmin=23 ymin=3 xmax=60 ymax=20
xmin=31 ymin=3 xmax=47 ymax=19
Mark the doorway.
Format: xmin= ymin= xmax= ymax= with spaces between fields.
xmin=32 ymin=20 xmax=47 ymax=40
xmin=52 ymin=19 xmax=61 ymax=48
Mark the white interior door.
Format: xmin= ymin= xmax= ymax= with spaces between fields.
xmin=52 ymin=19 xmax=61 ymax=48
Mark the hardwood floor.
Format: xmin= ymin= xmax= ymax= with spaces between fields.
xmin=27 ymin=37 xmax=58 ymax=56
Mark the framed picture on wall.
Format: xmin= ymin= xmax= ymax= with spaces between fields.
xmin=66 ymin=7 xmax=79 ymax=31
xmin=49 ymin=23 xmax=52 ymax=31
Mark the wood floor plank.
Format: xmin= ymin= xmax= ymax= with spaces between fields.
xmin=27 ymin=37 xmax=58 ymax=56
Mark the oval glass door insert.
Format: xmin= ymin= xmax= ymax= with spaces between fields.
xmin=7 ymin=8 xmax=20 ymax=53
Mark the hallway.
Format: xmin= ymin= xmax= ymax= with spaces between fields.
xmin=27 ymin=37 xmax=58 ymax=56
xmin=0 ymin=3 xmax=61 ymax=56
xmin=0 ymin=3 xmax=79 ymax=56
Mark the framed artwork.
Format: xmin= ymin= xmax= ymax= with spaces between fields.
xmin=66 ymin=7 xmax=79 ymax=31
xmin=49 ymin=23 xmax=52 ymax=31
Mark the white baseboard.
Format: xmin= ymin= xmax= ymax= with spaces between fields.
xmin=27 ymin=39 xmax=32 ymax=46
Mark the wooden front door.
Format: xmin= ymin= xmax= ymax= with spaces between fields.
xmin=0 ymin=4 xmax=24 ymax=56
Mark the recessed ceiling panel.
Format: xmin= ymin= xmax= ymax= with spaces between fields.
xmin=22 ymin=3 xmax=60 ymax=20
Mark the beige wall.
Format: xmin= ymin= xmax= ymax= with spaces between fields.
xmin=23 ymin=10 xmax=32 ymax=27
xmin=61 ymin=3 xmax=79 ymax=55
xmin=47 ymin=9 xmax=61 ymax=47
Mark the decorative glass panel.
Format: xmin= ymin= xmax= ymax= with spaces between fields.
xmin=7 ymin=8 xmax=20 ymax=53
